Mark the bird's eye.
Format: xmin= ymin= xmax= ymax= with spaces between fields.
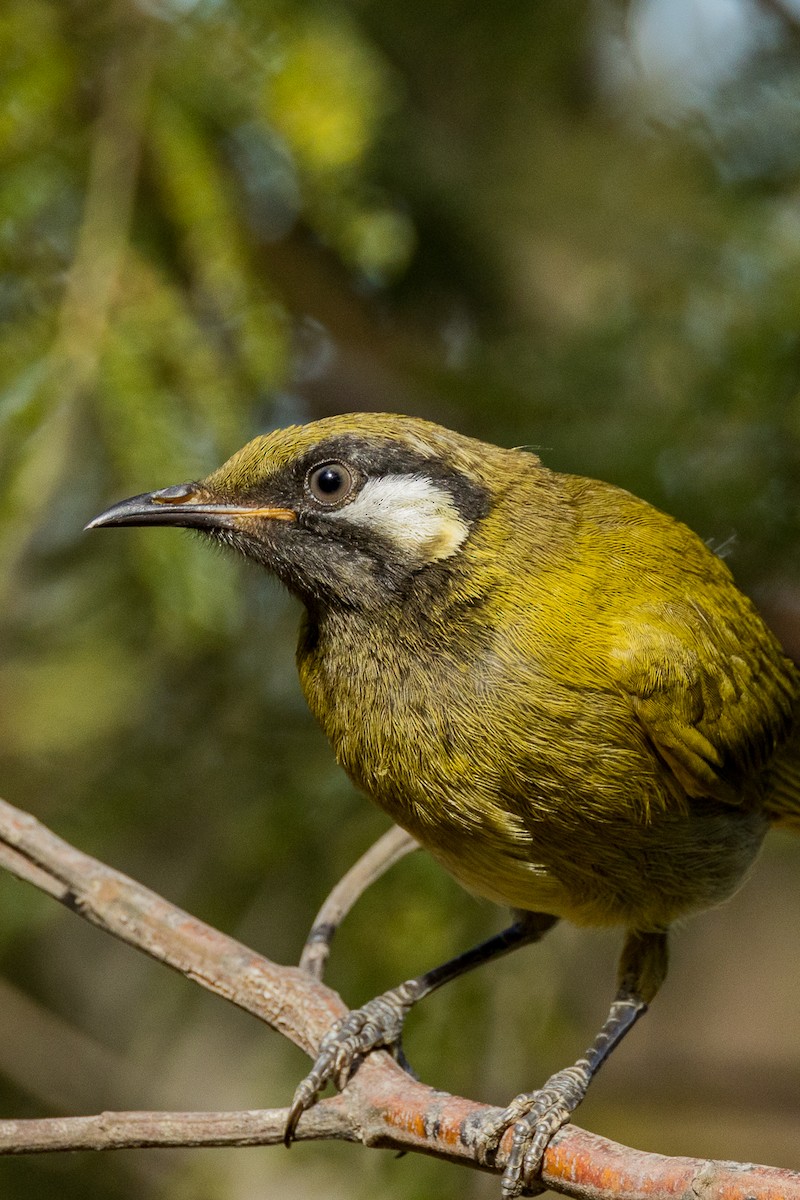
xmin=307 ymin=462 xmax=355 ymax=506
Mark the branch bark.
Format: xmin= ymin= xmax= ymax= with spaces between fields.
xmin=300 ymin=824 xmax=419 ymax=979
xmin=0 ymin=796 xmax=797 ymax=1200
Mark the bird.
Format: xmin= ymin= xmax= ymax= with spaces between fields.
xmin=88 ymin=412 xmax=800 ymax=1196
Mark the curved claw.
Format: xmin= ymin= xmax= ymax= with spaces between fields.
xmin=284 ymin=982 xmax=421 ymax=1147
xmin=467 ymin=1064 xmax=591 ymax=1196
xmin=285 ymin=1075 xmax=321 ymax=1146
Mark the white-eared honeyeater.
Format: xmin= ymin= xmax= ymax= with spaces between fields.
xmin=89 ymin=413 xmax=800 ymax=1196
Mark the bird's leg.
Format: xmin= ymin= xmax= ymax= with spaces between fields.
xmin=284 ymin=910 xmax=559 ymax=1145
xmin=471 ymin=928 xmax=669 ymax=1198
xmin=299 ymin=825 xmax=420 ymax=981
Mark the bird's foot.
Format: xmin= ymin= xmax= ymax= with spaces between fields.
xmin=284 ymin=979 xmax=421 ymax=1144
xmin=472 ymin=1063 xmax=590 ymax=1197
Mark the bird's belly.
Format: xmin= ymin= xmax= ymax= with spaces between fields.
xmin=336 ymin=723 xmax=768 ymax=929
xmin=318 ymin=711 xmax=576 ymax=914
xmin=410 ymin=787 xmax=767 ymax=930
xmin=301 ymin=642 xmax=769 ymax=929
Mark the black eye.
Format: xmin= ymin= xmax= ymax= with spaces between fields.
xmin=307 ymin=462 xmax=355 ymax=506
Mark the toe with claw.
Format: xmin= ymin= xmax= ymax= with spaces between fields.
xmin=284 ymin=979 xmax=421 ymax=1145
xmin=468 ymin=1063 xmax=591 ymax=1198
xmin=500 ymin=1064 xmax=590 ymax=1196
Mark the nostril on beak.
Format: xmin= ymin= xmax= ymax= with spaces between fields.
xmin=152 ymin=485 xmax=199 ymax=505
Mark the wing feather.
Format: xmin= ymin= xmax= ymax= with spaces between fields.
xmin=615 ymin=600 xmax=797 ymax=805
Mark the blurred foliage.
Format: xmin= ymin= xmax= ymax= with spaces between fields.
xmin=1 ymin=0 xmax=800 ymax=1197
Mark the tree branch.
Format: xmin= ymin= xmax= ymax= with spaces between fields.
xmin=300 ymin=824 xmax=419 ymax=979
xmin=0 ymin=796 xmax=797 ymax=1199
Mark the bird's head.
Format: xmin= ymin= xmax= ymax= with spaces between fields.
xmin=87 ymin=413 xmax=521 ymax=611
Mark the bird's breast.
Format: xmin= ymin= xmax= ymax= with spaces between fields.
xmin=297 ymin=610 xmax=566 ymax=908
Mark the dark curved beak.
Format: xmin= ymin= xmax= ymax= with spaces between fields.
xmin=86 ymin=485 xmax=296 ymax=532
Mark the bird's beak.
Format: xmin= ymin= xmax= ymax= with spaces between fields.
xmin=86 ymin=484 xmax=297 ymax=532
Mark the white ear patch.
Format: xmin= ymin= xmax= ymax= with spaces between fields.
xmin=329 ymin=474 xmax=470 ymax=563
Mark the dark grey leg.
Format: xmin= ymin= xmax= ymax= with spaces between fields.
xmin=285 ymin=910 xmax=559 ymax=1145
xmin=471 ymin=928 xmax=669 ymax=1197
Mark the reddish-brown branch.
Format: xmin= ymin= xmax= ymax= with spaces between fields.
xmin=0 ymin=798 xmax=344 ymax=1055
xmin=0 ymin=796 xmax=797 ymax=1199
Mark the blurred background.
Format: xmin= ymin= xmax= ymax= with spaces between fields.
xmin=1 ymin=0 xmax=800 ymax=1196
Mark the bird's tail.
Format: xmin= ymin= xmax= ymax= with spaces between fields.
xmin=764 ymin=743 xmax=800 ymax=831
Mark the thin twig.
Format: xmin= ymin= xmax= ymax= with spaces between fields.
xmin=0 ymin=1103 xmax=352 ymax=1155
xmin=300 ymin=825 xmax=419 ymax=979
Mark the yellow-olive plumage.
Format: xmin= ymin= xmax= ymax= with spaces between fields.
xmin=204 ymin=413 xmax=800 ymax=929
xmin=89 ymin=412 xmax=800 ymax=1193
